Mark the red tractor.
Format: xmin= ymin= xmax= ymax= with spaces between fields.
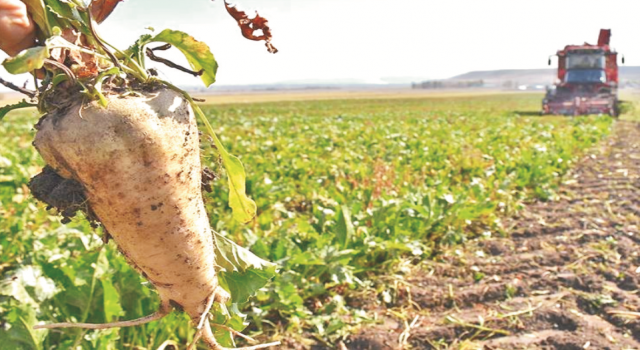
xmin=542 ymin=29 xmax=622 ymax=116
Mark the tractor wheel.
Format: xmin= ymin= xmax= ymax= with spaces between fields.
xmin=610 ymin=103 xmax=620 ymax=118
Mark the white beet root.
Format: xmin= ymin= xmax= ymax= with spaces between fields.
xmin=32 ymin=87 xmax=235 ymax=349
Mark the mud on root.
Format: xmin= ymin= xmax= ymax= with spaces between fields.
xmin=29 ymin=166 xmax=100 ymax=227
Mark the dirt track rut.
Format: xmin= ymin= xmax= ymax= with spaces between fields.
xmin=346 ymin=121 xmax=640 ymax=350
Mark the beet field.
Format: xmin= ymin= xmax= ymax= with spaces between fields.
xmin=2 ymin=92 xmax=628 ymax=349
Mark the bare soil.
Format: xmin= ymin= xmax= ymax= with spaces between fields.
xmin=344 ymin=121 xmax=640 ymax=349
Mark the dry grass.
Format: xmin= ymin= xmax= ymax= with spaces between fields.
xmin=189 ymin=88 xmax=527 ymax=105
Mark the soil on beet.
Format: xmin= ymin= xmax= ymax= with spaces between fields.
xmin=28 ymin=165 xmax=98 ymax=225
xmin=340 ymin=121 xmax=640 ymax=349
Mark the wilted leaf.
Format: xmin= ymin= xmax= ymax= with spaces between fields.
xmin=224 ymin=1 xmax=278 ymax=53
xmin=59 ymin=28 xmax=100 ymax=78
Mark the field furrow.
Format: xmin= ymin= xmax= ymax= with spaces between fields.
xmin=346 ymin=121 xmax=640 ymax=350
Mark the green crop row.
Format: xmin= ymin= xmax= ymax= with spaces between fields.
xmin=0 ymin=93 xmax=612 ymax=348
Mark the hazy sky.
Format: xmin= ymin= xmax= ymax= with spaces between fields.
xmin=2 ymin=0 xmax=640 ymax=88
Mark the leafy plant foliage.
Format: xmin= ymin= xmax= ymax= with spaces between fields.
xmin=0 ymin=93 xmax=614 ymax=347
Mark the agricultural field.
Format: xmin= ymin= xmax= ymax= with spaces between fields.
xmin=0 ymin=91 xmax=630 ymax=349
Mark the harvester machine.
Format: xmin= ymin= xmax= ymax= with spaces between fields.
xmin=542 ymin=29 xmax=622 ymax=116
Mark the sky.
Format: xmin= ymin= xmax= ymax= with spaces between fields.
xmin=2 ymin=0 xmax=640 ymax=89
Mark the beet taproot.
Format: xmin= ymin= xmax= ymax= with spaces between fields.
xmin=1 ymin=1 xmax=279 ymax=348
xmin=30 ymin=88 xmax=276 ymax=349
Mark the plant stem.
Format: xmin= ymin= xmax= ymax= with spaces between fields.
xmin=146 ymin=48 xmax=204 ymax=77
xmin=86 ymin=13 xmax=121 ymax=70
xmin=34 ymin=311 xmax=169 ymax=330
xmin=0 ymin=76 xmax=36 ymax=98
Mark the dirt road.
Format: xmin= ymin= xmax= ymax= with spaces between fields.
xmin=346 ymin=121 xmax=640 ymax=349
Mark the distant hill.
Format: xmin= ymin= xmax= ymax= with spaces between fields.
xmin=449 ymin=69 xmax=554 ymax=86
xmin=449 ymin=66 xmax=640 ymax=86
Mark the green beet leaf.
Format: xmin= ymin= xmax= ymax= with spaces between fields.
xmin=100 ymin=277 xmax=124 ymax=322
xmin=2 ymin=33 xmax=83 ymax=75
xmin=221 ymin=152 xmax=257 ymax=224
xmin=125 ymin=33 xmax=154 ymax=69
xmin=190 ymin=102 xmax=257 ymax=223
xmin=210 ymin=303 xmax=248 ymax=347
xmin=335 ymin=205 xmax=355 ymax=248
xmin=45 ymin=0 xmax=88 ymax=35
xmin=151 ymin=29 xmax=218 ymax=86
xmin=0 ymin=305 xmax=48 ymax=350
xmin=127 ymin=29 xmax=218 ymax=85
xmin=2 ymin=46 xmax=49 ymax=74
xmin=0 ymin=100 xmax=37 ymax=121
xmin=213 ymin=232 xmax=277 ymax=304
xmin=21 ymin=0 xmax=51 ymax=37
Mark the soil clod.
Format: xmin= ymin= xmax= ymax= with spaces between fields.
xmin=29 ymin=165 xmax=98 ymax=225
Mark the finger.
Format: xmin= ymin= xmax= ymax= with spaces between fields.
xmin=0 ymin=0 xmax=36 ymax=56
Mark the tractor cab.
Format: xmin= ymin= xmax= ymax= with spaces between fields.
xmin=564 ymin=50 xmax=607 ymax=83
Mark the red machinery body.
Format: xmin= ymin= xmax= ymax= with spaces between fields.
xmin=542 ymin=29 xmax=620 ymax=116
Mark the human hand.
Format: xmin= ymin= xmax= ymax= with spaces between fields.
xmin=0 ymin=0 xmax=36 ymax=56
